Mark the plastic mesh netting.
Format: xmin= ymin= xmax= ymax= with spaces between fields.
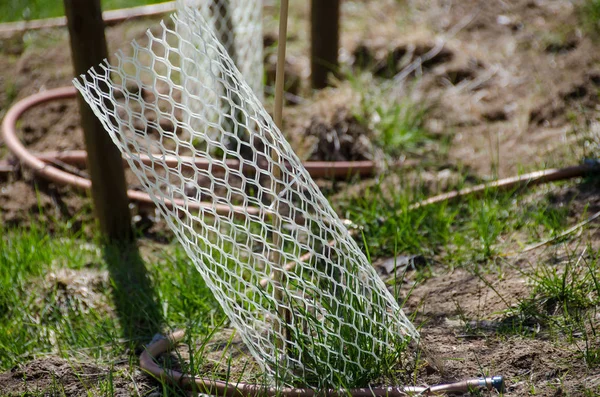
xmin=178 ymin=0 xmax=262 ymax=140
xmin=179 ymin=0 xmax=263 ymax=97
xmin=74 ymin=5 xmax=417 ymax=388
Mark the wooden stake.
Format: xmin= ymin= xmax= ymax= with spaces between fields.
xmin=64 ymin=0 xmax=132 ymax=242
xmin=310 ymin=0 xmax=340 ymax=89
xmin=272 ymin=0 xmax=290 ymax=353
xmin=273 ymin=0 xmax=289 ymax=129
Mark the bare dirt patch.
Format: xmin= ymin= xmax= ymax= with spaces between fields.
xmin=0 ymin=356 xmax=155 ymax=396
xmin=399 ymin=258 xmax=600 ymax=395
xmin=37 ymin=268 xmax=113 ymax=317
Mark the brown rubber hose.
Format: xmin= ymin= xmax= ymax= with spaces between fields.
xmin=2 ymin=87 xmax=598 ymax=286
xmin=139 ymin=329 xmax=504 ymax=396
xmin=408 ymin=164 xmax=597 ymax=210
xmin=0 ymin=87 xmax=379 ymax=219
xmin=33 ymin=150 xmax=377 ymax=179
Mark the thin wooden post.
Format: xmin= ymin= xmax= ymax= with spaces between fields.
xmin=64 ymin=0 xmax=132 ymax=242
xmin=274 ymin=0 xmax=289 ymax=129
xmin=310 ymin=0 xmax=340 ymax=89
xmin=273 ymin=0 xmax=290 ymax=354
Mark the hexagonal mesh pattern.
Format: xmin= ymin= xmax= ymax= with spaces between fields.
xmin=73 ymin=5 xmax=417 ymax=389
xmin=179 ymin=0 xmax=263 ymax=98
xmin=178 ymin=0 xmax=262 ymax=138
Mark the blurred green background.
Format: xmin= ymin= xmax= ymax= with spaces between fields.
xmin=0 ymin=0 xmax=167 ymax=23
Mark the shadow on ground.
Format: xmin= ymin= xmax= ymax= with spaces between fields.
xmin=103 ymin=243 xmax=164 ymax=345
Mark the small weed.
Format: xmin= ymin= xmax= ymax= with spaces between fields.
xmin=580 ymin=319 xmax=600 ymax=367
xmin=501 ymin=298 xmax=550 ymax=336
xmin=504 ymin=245 xmax=600 ymax=343
xmin=526 ymin=201 xmax=570 ymax=241
xmin=346 ymin=72 xmax=438 ymax=158
xmin=369 ymin=101 xmax=431 ymax=157
xmin=467 ymin=192 xmax=512 ymax=259
xmin=527 ymin=247 xmax=598 ymax=316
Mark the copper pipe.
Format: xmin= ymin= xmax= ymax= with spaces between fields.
xmin=140 ymin=329 xmax=503 ymax=396
xmin=3 ymin=87 xmax=598 ymax=285
xmin=1 ymin=87 xmax=256 ymax=218
xmin=409 ymin=164 xmax=596 ymax=210
xmin=1 ymin=88 xmax=383 ymax=219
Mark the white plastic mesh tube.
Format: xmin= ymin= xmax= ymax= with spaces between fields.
xmin=74 ymin=5 xmax=417 ymax=388
xmin=178 ymin=0 xmax=262 ymax=146
xmin=179 ymin=0 xmax=263 ymax=97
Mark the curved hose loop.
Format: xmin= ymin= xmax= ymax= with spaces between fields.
xmin=0 ymin=87 xmax=251 ymax=218
xmin=0 ymin=87 xmax=379 ymax=220
xmin=139 ymin=329 xmax=504 ymax=396
xmin=3 ymin=87 xmax=599 ymax=287
xmin=3 ymin=87 xmax=595 ymax=216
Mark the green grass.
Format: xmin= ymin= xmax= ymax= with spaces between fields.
xmin=369 ymin=100 xmax=432 ymax=158
xmin=581 ymin=0 xmax=600 ymax=36
xmin=344 ymin=71 xmax=445 ymax=159
xmin=337 ymin=170 xmax=599 ymax=274
xmin=0 ymin=0 xmax=167 ymax=23
xmin=336 ymin=176 xmax=575 ymax=265
xmin=1 ymin=175 xmax=599 ymax=394
xmin=337 ymin=172 xmax=600 ymax=339
xmin=0 ymin=220 xmax=225 ymax=394
xmin=0 ymin=213 xmax=418 ymax=393
xmin=512 ymin=243 xmax=600 ymax=328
